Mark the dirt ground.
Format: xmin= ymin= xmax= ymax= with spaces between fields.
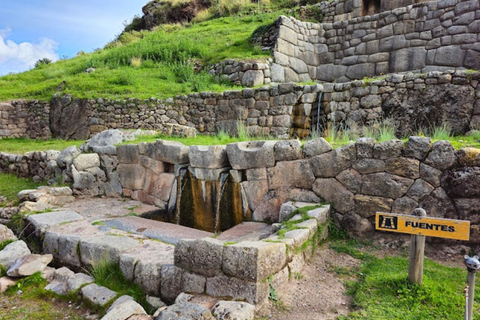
xmin=256 ymin=245 xmax=359 ymax=320
xmin=256 ymin=237 xmax=472 ymax=320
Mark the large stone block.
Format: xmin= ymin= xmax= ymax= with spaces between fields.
xmin=154 ymin=140 xmax=189 ymax=164
xmin=189 ymin=145 xmax=228 ymax=169
xmin=223 ymin=241 xmax=286 ymax=281
xmin=242 ymin=70 xmax=264 ymax=87
xmin=274 ymin=140 xmax=303 ymax=162
xmin=242 ymin=180 xmax=268 ymax=212
xmin=26 ymin=211 xmax=84 ymax=234
xmin=424 ymin=140 xmax=456 ymax=170
xmin=143 ymin=172 xmax=175 ymax=202
xmin=337 ymin=169 xmax=363 ymax=193
xmin=441 ymin=167 xmax=480 ymax=198
xmin=309 ymin=144 xmax=356 ymax=178
xmin=354 ymin=195 xmax=393 ymax=218
xmin=117 ymin=144 xmax=140 ymax=164
xmin=118 ymin=164 xmax=146 ymax=190
xmin=81 ymin=284 xmax=116 ymax=307
xmin=405 ymin=136 xmax=432 ymax=160
xmin=455 ymin=198 xmax=480 ymax=224
xmin=206 ymin=273 xmax=268 ymax=305
xmin=352 ymin=158 xmax=386 ymax=174
xmin=406 ymin=179 xmax=435 ymax=202
xmin=174 ymin=238 xmax=224 ymax=277
xmin=72 ymin=153 xmax=100 ymax=171
xmin=267 ymin=160 xmax=315 ymax=190
xmin=361 ymin=173 xmax=414 ymax=199
xmin=419 ymin=187 xmax=457 ymax=219
xmin=434 ymin=46 xmax=466 ymax=66
xmin=160 ymin=265 xmax=184 ymax=302
xmin=303 ymin=138 xmax=332 ymax=158
xmin=313 ymin=178 xmax=354 ymax=214
xmin=79 ymin=235 xmax=139 ymax=267
xmin=385 ymin=157 xmax=420 ymax=179
xmin=389 ymin=47 xmax=427 ymax=73
xmin=226 ymin=141 xmax=276 ymax=170
xmin=373 ymin=139 xmax=404 ymax=159
xmin=212 ymin=301 xmax=255 ymax=320
xmin=58 ymin=234 xmax=81 ymax=267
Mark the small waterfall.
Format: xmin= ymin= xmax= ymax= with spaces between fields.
xmin=174 ymin=168 xmax=188 ymax=225
xmin=316 ymin=91 xmax=324 ymax=133
xmin=172 ymin=168 xmax=248 ymax=233
xmin=214 ymin=172 xmax=230 ymax=233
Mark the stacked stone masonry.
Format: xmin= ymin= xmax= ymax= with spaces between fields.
xmin=208 ymin=59 xmax=272 ymax=87
xmin=1 ymin=70 xmax=479 ymax=140
xmin=272 ymin=0 xmax=480 ymax=83
xmin=2 ymin=136 xmax=480 ymax=243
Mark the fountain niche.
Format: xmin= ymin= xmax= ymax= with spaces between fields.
xmin=145 ymin=165 xmax=251 ymax=234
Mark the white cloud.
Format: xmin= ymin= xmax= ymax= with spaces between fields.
xmin=0 ymin=29 xmax=59 ymax=75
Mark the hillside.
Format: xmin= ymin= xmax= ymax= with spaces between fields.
xmin=0 ymin=11 xmax=283 ymax=101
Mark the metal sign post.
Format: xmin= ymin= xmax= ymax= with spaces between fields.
xmin=464 ymin=255 xmax=480 ymax=320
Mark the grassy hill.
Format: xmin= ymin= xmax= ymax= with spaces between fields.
xmin=0 ymin=15 xmax=275 ymax=101
xmin=0 ymin=9 xmax=290 ymax=102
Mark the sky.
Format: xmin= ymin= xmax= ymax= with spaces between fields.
xmin=0 ymin=0 xmax=146 ymax=75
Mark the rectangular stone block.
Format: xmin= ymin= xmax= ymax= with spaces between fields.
xmin=174 ymin=238 xmax=224 ymax=277
xmin=222 ymin=241 xmax=286 ymax=281
xmin=206 ymin=273 xmax=269 ymax=305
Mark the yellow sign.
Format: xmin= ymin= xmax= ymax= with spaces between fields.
xmin=375 ymin=212 xmax=470 ymax=241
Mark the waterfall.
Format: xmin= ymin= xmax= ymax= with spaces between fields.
xmin=214 ymin=172 xmax=230 ymax=233
xmin=174 ymin=168 xmax=188 ymax=225
xmin=316 ymin=91 xmax=324 ymax=133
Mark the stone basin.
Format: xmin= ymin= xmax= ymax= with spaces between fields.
xmin=226 ymin=140 xmax=276 ymax=169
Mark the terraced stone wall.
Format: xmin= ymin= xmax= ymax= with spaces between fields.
xmin=0 ymin=83 xmax=321 ymax=140
xmin=314 ymin=70 xmax=480 ymax=137
xmin=0 ymin=100 xmax=50 ymax=139
xmin=2 ymin=136 xmax=480 ymax=245
xmin=272 ymin=0 xmax=480 ymax=83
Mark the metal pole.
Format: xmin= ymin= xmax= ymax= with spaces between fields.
xmin=464 ymin=255 xmax=480 ymax=320
xmin=465 ymin=284 xmax=469 ymax=320
xmin=468 ymin=271 xmax=476 ymax=320
xmin=408 ymin=208 xmax=427 ymax=285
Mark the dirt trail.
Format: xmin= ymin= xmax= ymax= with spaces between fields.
xmin=257 ymin=245 xmax=359 ymax=320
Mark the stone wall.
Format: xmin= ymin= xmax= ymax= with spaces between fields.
xmin=0 ymin=100 xmax=51 ymax=139
xmin=2 ymin=70 xmax=479 ymax=140
xmin=163 ymin=206 xmax=329 ymax=305
xmin=272 ymin=0 xmax=480 ymax=83
xmin=315 ymin=70 xmax=480 ymax=136
xmin=317 ymin=0 xmax=434 ymax=23
xmin=208 ymin=59 xmax=272 ymax=87
xmin=2 ymin=135 xmax=480 ymax=244
xmin=0 ymin=84 xmax=321 ymax=140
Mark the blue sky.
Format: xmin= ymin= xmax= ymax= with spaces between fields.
xmin=0 ymin=0 xmax=146 ymax=75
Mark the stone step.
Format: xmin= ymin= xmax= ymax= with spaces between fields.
xmin=61 ymin=197 xmax=160 ymax=222
xmin=103 ymin=216 xmax=214 ymax=244
xmin=216 ymin=222 xmax=273 ymax=242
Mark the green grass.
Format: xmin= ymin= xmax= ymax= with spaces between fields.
xmin=1 ymin=272 xmax=88 ymax=320
xmin=89 ymin=259 xmax=149 ymax=313
xmin=0 ymin=138 xmax=84 ymax=153
xmin=0 ymin=12 xmax=281 ymax=101
xmin=330 ymin=240 xmax=480 ymax=320
xmin=118 ymin=131 xmax=275 ymax=146
xmin=0 ymin=173 xmax=42 ymax=205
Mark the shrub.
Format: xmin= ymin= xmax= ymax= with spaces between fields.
xmin=34 ymin=58 xmax=52 ymax=68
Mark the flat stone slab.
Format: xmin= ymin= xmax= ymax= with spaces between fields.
xmin=62 ymin=197 xmax=159 ymax=222
xmin=81 ymin=283 xmax=117 ymax=307
xmin=26 ymin=211 xmax=84 ymax=232
xmin=217 ymin=222 xmax=273 ymax=242
xmin=104 ymin=216 xmax=213 ymax=244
